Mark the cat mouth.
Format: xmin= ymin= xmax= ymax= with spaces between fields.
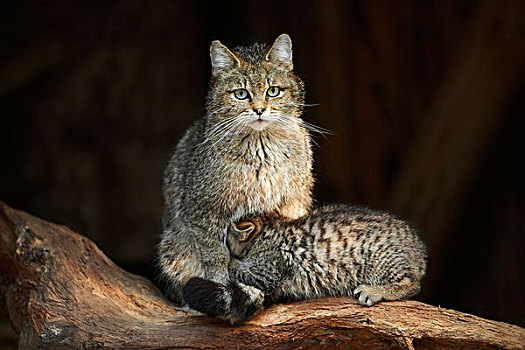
xmin=248 ymin=118 xmax=270 ymax=131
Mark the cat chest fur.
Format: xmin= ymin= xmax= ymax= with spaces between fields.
xmin=216 ymin=134 xmax=311 ymax=219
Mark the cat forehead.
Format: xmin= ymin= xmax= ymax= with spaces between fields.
xmin=210 ymin=39 xmax=295 ymax=88
xmin=232 ymin=42 xmax=270 ymax=64
xmin=218 ymin=65 xmax=290 ymax=88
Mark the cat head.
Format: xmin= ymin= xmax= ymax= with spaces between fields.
xmin=206 ymin=34 xmax=305 ymax=133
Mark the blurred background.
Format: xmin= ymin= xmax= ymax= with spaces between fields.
xmin=1 ymin=0 xmax=524 ymax=344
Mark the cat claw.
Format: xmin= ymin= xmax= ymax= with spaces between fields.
xmin=353 ymin=285 xmax=382 ymax=306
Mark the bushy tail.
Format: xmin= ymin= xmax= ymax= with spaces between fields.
xmin=183 ymin=277 xmax=265 ymax=324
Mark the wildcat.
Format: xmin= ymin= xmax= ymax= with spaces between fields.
xmin=183 ymin=204 xmax=427 ymax=324
xmin=158 ymin=34 xmax=314 ymax=309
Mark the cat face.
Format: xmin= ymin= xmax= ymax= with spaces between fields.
xmin=206 ymin=34 xmax=305 ymax=134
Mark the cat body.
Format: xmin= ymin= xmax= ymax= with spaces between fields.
xmin=158 ymin=34 xmax=314 ymax=304
xmin=184 ymin=204 xmax=427 ymax=323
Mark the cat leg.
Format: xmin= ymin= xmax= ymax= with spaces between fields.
xmin=159 ymin=219 xmax=235 ymax=304
xmin=157 ymin=229 xmax=203 ymax=305
xmin=198 ymin=232 xmax=230 ymax=284
xmin=223 ymin=258 xmax=267 ymax=323
xmin=353 ymin=278 xmax=421 ymax=306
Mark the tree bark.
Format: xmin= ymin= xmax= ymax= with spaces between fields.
xmin=0 ymin=201 xmax=523 ymax=349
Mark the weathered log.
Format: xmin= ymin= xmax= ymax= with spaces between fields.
xmin=0 ymin=201 xmax=523 ymax=349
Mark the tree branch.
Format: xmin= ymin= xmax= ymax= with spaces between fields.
xmin=0 ymin=201 xmax=523 ymax=349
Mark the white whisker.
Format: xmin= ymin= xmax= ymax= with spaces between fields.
xmin=195 ymin=115 xmax=240 ymax=152
xmin=207 ymin=117 xmax=248 ymax=152
xmin=290 ymin=102 xmax=320 ymax=107
xmin=300 ymin=120 xmax=333 ymax=136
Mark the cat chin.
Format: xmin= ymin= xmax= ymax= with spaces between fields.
xmin=247 ymin=119 xmax=270 ymax=131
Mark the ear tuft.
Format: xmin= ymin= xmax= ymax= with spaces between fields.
xmin=210 ymin=40 xmax=240 ymax=76
xmin=266 ymin=33 xmax=293 ymax=70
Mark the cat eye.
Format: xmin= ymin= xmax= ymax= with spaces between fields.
xmin=233 ymin=89 xmax=250 ymax=100
xmin=266 ymin=86 xmax=281 ymax=98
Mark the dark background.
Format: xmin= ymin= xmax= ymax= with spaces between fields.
xmin=1 ymin=0 xmax=524 ymax=343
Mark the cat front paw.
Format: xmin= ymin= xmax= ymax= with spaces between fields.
xmin=228 ymin=282 xmax=265 ymax=324
xmin=353 ymin=285 xmax=384 ymax=306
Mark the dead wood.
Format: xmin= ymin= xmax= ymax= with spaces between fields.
xmin=0 ymin=201 xmax=523 ymax=349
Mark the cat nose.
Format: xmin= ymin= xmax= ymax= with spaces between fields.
xmin=253 ymin=107 xmax=266 ymax=116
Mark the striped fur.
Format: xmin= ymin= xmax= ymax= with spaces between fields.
xmin=183 ymin=204 xmax=427 ymax=323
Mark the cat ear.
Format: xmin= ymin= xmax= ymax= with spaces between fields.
xmin=210 ymin=40 xmax=240 ymax=76
xmin=231 ymin=219 xmax=261 ymax=242
xmin=266 ymin=33 xmax=293 ymax=70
